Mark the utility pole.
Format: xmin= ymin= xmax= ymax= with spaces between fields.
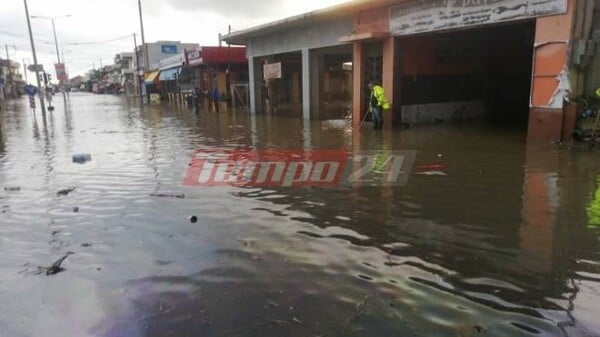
xmin=5 ymin=45 xmax=13 ymax=99
xmin=138 ymin=0 xmax=149 ymax=72
xmin=133 ymin=33 xmax=143 ymax=106
xmin=31 ymin=14 xmax=70 ymax=102
xmin=23 ymin=0 xmax=46 ymax=116
xmin=50 ymin=18 xmax=67 ymax=102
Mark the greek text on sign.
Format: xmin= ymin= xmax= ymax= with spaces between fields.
xmin=263 ymin=62 xmax=282 ymax=80
xmin=186 ymin=48 xmax=203 ymax=66
xmin=390 ymin=0 xmax=568 ymax=36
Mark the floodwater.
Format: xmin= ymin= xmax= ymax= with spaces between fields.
xmin=1 ymin=93 xmax=599 ymax=337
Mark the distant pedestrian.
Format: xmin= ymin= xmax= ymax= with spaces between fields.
xmin=193 ymin=87 xmax=202 ymax=112
xmin=212 ymin=88 xmax=220 ymax=113
xmin=368 ymin=81 xmax=390 ymax=130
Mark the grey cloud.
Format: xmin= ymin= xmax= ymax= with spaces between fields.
xmin=164 ymin=0 xmax=282 ymax=17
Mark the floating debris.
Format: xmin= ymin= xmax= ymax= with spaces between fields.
xmin=57 ymin=188 xmax=75 ymax=196
xmin=73 ymin=206 xmax=80 ymax=213
xmin=44 ymin=252 xmax=74 ymax=276
xmin=4 ymin=186 xmax=21 ymax=191
xmin=72 ymin=153 xmax=92 ymax=164
xmin=345 ymin=295 xmax=370 ymax=326
xmin=81 ymin=243 xmax=93 ymax=248
xmin=149 ymin=193 xmax=185 ymax=199
xmin=189 ymin=215 xmax=198 ymax=223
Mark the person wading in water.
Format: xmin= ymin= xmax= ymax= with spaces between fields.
xmin=368 ymin=81 xmax=390 ymax=130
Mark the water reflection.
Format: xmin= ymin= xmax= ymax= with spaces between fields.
xmin=0 ymin=94 xmax=599 ymax=337
xmin=589 ymin=177 xmax=600 ymax=227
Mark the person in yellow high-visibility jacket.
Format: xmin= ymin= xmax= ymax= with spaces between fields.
xmin=368 ymin=81 xmax=390 ymax=130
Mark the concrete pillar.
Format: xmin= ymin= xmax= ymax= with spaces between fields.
xmin=352 ymin=42 xmax=364 ymax=126
xmin=382 ymin=36 xmax=396 ymax=128
xmin=528 ymin=0 xmax=575 ymax=143
xmin=310 ymin=51 xmax=321 ymax=120
xmin=248 ymin=56 xmax=263 ymax=115
xmin=301 ymin=48 xmax=311 ymax=120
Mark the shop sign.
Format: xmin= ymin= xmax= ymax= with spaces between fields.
xmin=186 ymin=48 xmax=203 ymax=66
xmin=390 ymin=0 xmax=568 ymax=36
xmin=158 ymin=54 xmax=184 ymax=70
xmin=54 ymin=63 xmax=67 ymax=82
xmin=263 ymin=62 xmax=282 ymax=80
xmin=161 ymin=45 xmax=178 ymax=54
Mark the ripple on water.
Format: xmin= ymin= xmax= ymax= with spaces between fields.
xmin=0 ymin=95 xmax=599 ymax=337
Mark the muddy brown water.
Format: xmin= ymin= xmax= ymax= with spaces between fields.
xmin=0 ymin=93 xmax=599 ymax=337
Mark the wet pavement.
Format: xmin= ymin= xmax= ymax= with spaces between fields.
xmin=0 ymin=93 xmax=599 ymax=337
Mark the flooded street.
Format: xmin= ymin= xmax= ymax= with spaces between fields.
xmin=1 ymin=93 xmax=599 ymax=337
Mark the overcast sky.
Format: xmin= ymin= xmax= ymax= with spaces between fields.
xmin=1 ymin=0 xmax=347 ymax=82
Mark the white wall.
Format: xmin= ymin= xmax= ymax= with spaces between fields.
xmin=246 ymin=16 xmax=353 ymax=58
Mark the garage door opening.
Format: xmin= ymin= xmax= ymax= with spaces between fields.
xmin=398 ymin=21 xmax=536 ymax=127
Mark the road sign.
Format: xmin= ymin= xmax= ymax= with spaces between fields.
xmin=27 ymin=64 xmax=44 ymax=73
xmin=24 ymin=84 xmax=38 ymax=96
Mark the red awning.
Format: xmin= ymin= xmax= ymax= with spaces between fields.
xmin=201 ymin=47 xmax=247 ymax=65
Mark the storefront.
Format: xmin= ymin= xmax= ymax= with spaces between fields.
xmin=156 ymin=54 xmax=184 ymax=100
xmin=224 ymin=0 xmax=596 ymax=142
xmin=183 ymin=46 xmax=248 ymax=109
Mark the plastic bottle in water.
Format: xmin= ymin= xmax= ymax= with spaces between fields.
xmin=72 ymin=154 xmax=92 ymax=164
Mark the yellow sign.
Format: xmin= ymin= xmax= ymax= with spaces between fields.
xmin=150 ymin=93 xmax=161 ymax=103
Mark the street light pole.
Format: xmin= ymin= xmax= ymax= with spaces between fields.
xmin=50 ymin=19 xmax=61 ymax=64
xmin=31 ymin=14 xmax=70 ymax=101
xmin=23 ymin=0 xmax=46 ymax=116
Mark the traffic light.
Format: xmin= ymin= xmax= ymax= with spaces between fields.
xmin=48 ymin=74 xmax=53 ymax=82
xmin=43 ymin=73 xmax=48 ymax=85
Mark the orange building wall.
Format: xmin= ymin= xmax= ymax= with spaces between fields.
xmin=355 ymin=7 xmax=390 ymax=34
xmin=531 ymin=0 xmax=575 ymax=108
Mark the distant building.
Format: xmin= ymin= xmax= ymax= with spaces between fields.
xmin=115 ymin=52 xmax=135 ymax=95
xmin=0 ymin=59 xmax=22 ymax=100
xmin=135 ymin=41 xmax=199 ymax=72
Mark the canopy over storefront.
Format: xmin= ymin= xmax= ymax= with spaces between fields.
xmin=144 ymin=71 xmax=160 ymax=85
xmin=159 ymin=67 xmax=181 ymax=81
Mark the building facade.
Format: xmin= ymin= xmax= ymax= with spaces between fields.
xmin=0 ymin=59 xmax=22 ymax=100
xmin=135 ymin=41 xmax=199 ymax=73
xmin=224 ymin=0 xmax=598 ymax=142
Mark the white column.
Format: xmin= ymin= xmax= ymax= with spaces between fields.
xmin=301 ymin=48 xmax=311 ymax=121
xmin=248 ymin=57 xmax=257 ymax=115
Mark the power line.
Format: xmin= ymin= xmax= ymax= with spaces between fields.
xmin=66 ymin=34 xmax=133 ymax=46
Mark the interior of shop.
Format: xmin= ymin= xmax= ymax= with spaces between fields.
xmin=313 ymin=45 xmax=354 ymax=120
xmin=396 ymin=21 xmax=537 ymax=127
xmin=258 ymin=51 xmax=303 ymax=117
